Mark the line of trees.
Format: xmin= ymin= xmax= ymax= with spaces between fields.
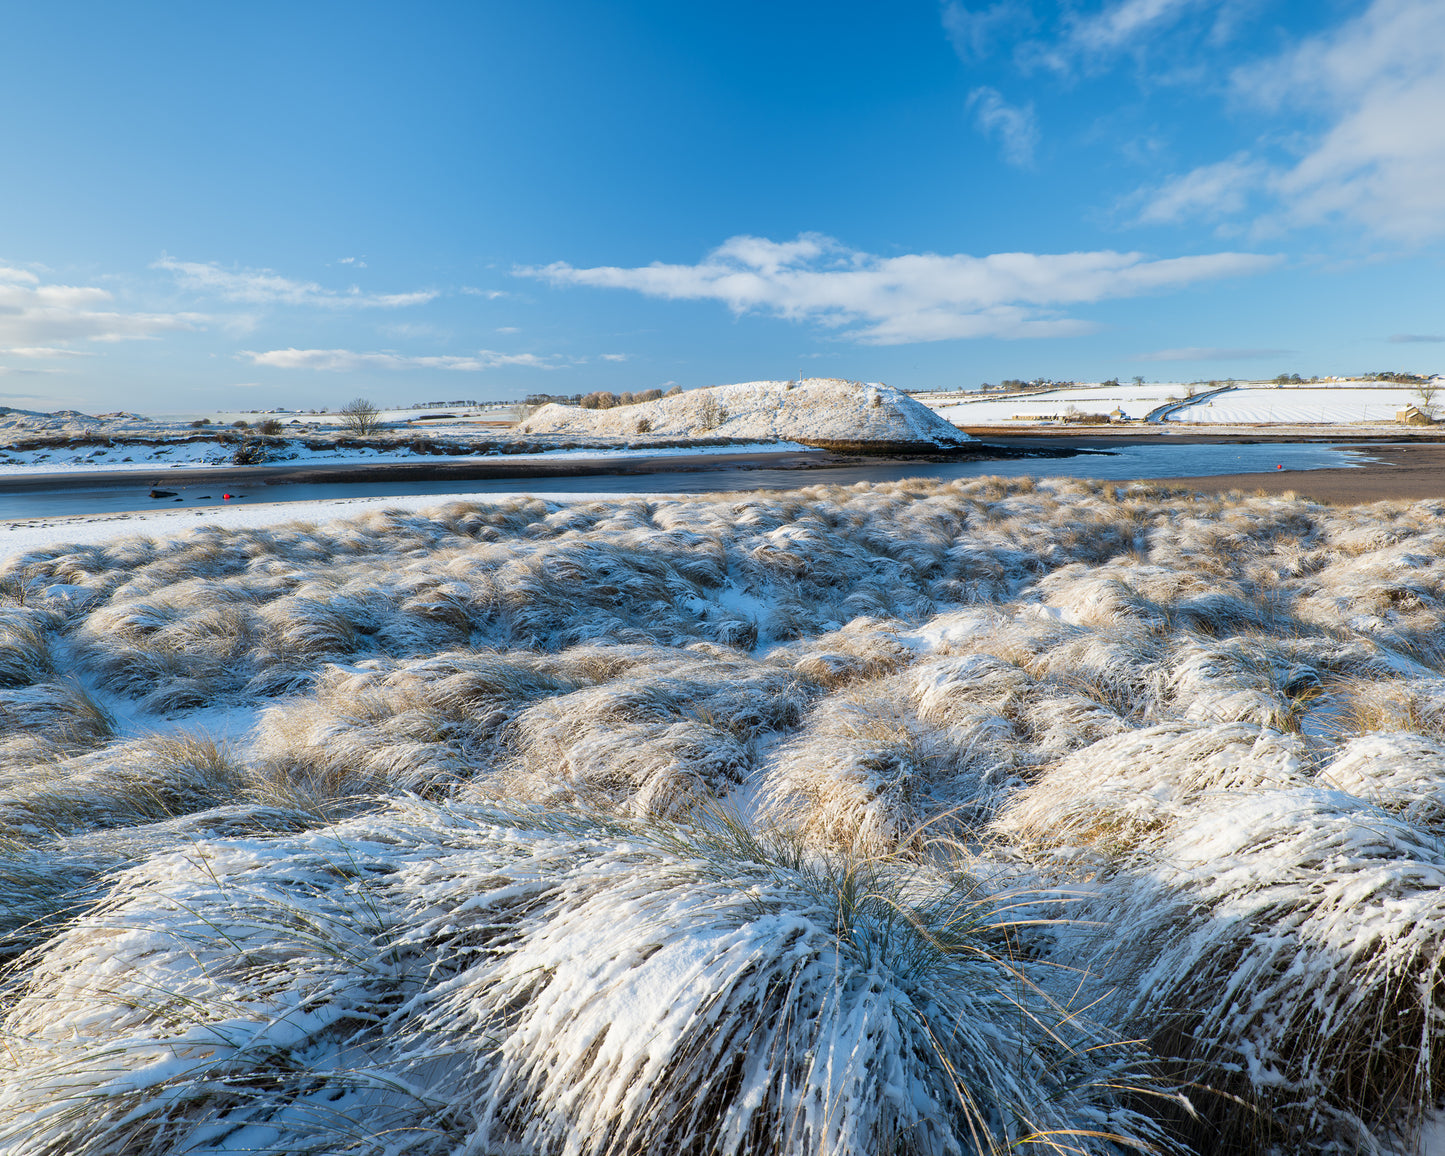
xmin=579 ymin=386 xmax=682 ymax=409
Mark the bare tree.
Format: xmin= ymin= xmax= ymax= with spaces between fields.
xmin=1416 ymin=378 xmax=1440 ymax=420
xmin=339 ymin=398 xmax=382 ymax=435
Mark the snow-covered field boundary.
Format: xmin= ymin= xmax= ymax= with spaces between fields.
xmin=4 ymin=478 xmax=1445 ymax=1152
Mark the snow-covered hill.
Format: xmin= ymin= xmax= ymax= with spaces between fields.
xmin=519 ymin=379 xmax=976 ymax=449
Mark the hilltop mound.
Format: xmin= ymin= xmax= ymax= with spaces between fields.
xmin=518 ymin=379 xmax=975 ymax=452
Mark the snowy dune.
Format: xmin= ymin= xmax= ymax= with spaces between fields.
xmin=5 ymin=479 xmax=1445 ymax=1152
xmin=519 ymin=377 xmax=977 ymax=448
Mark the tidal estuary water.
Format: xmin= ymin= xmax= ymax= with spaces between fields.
xmin=0 ymin=441 xmax=1371 ymax=521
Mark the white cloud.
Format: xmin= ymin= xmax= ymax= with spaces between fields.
xmin=239 ymin=348 xmax=558 ymax=372
xmin=1246 ymin=0 xmax=1445 ymax=241
xmin=2 ymin=346 xmax=97 ymax=358
xmin=1138 ymin=345 xmax=1293 ymax=361
xmin=1066 ymin=0 xmax=1208 ymax=55
xmin=1391 ymin=333 xmax=1445 ymax=344
xmin=517 ymin=233 xmax=1279 ymax=345
xmin=599 ymin=353 xmax=628 ymax=362
xmin=1137 ymin=0 xmax=1445 ymax=242
xmin=1013 ymin=0 xmax=1212 ymax=73
xmin=461 ymin=286 xmax=508 ymax=298
xmin=0 ymin=269 xmax=204 ymax=347
xmin=967 ymin=87 xmax=1039 ymax=167
xmin=154 ymin=256 xmax=437 ymax=308
xmin=1135 ymin=154 xmax=1266 ymax=225
xmin=941 ymin=1 xmax=1032 ymax=63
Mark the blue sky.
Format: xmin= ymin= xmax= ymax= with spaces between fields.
xmin=3 ymin=0 xmax=1442 ymax=413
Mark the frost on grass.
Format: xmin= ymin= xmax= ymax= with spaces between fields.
xmin=0 ymin=801 xmax=1165 ymax=1156
xmin=8 ymin=479 xmax=1445 ymax=1151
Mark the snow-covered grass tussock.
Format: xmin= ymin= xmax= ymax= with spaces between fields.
xmin=0 ymin=801 xmax=1169 ymax=1156
xmin=519 ymin=378 xmax=976 ymax=449
xmin=8 ymin=479 xmax=1445 ymax=1150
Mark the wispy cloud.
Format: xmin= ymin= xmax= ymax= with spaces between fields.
xmin=0 ymin=265 xmax=204 ymax=346
xmin=1 ymin=346 xmax=97 ymax=358
xmin=967 ymin=87 xmax=1039 ymax=167
xmin=1010 ymin=0 xmax=1215 ymax=73
xmin=1066 ymin=0 xmax=1210 ymax=56
xmin=518 ymin=233 xmax=1279 ymax=345
xmin=1134 ymin=0 xmax=1445 ymax=242
xmin=940 ymin=0 xmax=1032 ymax=63
xmin=598 ymin=353 xmax=629 ymax=362
xmin=154 ymin=256 xmax=437 ymax=308
xmin=1390 ymin=333 xmax=1445 ymax=344
xmin=238 ymin=348 xmax=557 ymax=371
xmin=1134 ymin=154 xmax=1266 ymax=225
xmin=460 ymin=286 xmax=508 ymax=298
xmin=1138 ymin=345 xmax=1293 ymax=361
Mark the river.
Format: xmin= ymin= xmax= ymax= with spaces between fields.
xmin=0 ymin=441 xmax=1372 ymax=521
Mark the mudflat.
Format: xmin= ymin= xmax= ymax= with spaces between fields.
xmin=1153 ymin=443 xmax=1445 ymax=503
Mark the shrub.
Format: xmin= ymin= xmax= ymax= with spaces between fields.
xmin=232 ymin=437 xmax=269 ymax=465
xmin=695 ymin=393 xmax=725 ymax=431
xmin=339 ymin=397 xmax=382 ymax=435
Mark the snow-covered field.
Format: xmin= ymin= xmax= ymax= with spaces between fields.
xmin=927 ymin=381 xmax=1192 ymax=424
xmin=924 ymin=379 xmax=1441 ymax=427
xmin=1168 ymin=386 xmax=1427 ymax=425
xmin=4 ymin=479 xmax=1445 ymax=1153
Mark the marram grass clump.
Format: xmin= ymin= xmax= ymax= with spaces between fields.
xmin=4 ymin=479 xmax=1445 ymax=1151
xmin=0 ymin=801 xmax=1173 ymax=1156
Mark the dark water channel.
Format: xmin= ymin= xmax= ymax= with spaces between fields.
xmin=0 ymin=442 xmax=1372 ymax=521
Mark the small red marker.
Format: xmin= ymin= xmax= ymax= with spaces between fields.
xmin=223 ymin=493 xmax=232 ymax=499
xmin=1276 ymin=465 xmax=1283 ymax=470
